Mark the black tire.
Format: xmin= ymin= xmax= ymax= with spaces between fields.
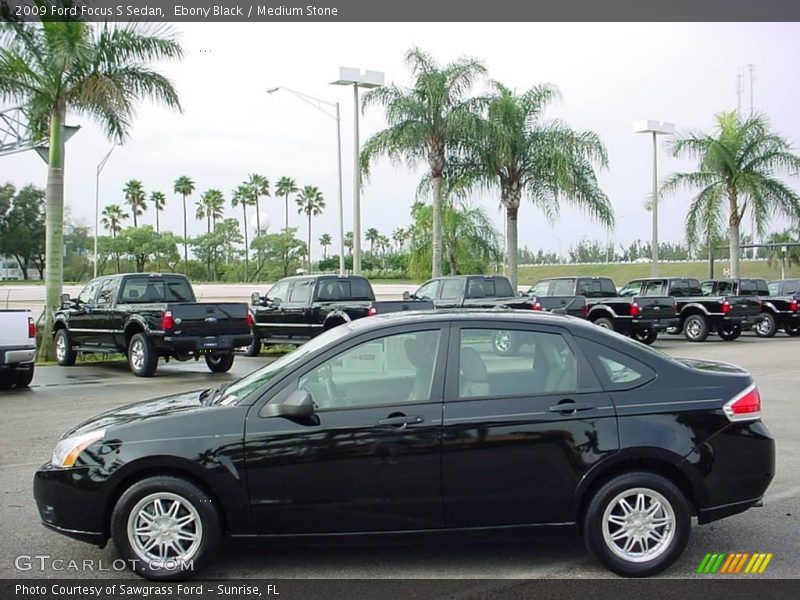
xmin=583 ymin=472 xmax=691 ymax=578
xmin=786 ymin=325 xmax=800 ymax=337
xmin=128 ymin=333 xmax=158 ymax=377
xmin=243 ymin=331 xmax=261 ymax=357
xmin=111 ymin=476 xmax=222 ymax=580
xmin=54 ymin=329 xmax=77 ymax=366
xmin=15 ymin=364 xmax=34 ymax=388
xmin=205 ymin=352 xmax=235 ymax=373
xmin=593 ymin=317 xmax=615 ymax=332
xmin=492 ymin=330 xmax=521 ymax=356
xmin=718 ymin=325 xmax=742 ymax=341
xmin=755 ymin=312 xmax=777 ymax=338
xmin=631 ymin=330 xmax=658 ymax=345
xmin=682 ymin=314 xmax=708 ymax=342
xmin=0 ymin=370 xmax=17 ymax=390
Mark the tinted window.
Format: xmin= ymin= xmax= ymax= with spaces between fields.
xmin=78 ymin=280 xmax=101 ymax=304
xmin=739 ymin=279 xmax=769 ymax=296
xmin=618 ymin=282 xmax=641 ymax=297
xmin=120 ymin=277 xmax=194 ymax=303
xmin=768 ymin=282 xmax=780 ymax=296
xmin=578 ymin=278 xmax=616 ymax=298
xmin=580 ymin=339 xmax=655 ymax=390
xmin=529 ymin=281 xmax=551 ymax=296
xmin=551 ymin=279 xmax=576 ymax=296
xmin=440 ymin=279 xmax=462 ymax=301
xmin=96 ymin=278 xmax=119 ymax=306
xmin=288 ymin=279 xmax=313 ymax=304
xmin=716 ymin=281 xmax=735 ymax=296
xmin=267 ymin=280 xmax=291 ymax=304
xmin=465 ymin=278 xmax=513 ymax=298
xmin=457 ymin=329 xmax=577 ymax=398
xmin=643 ymin=281 xmax=665 ymax=297
xmin=782 ymin=280 xmax=800 ymax=295
xmin=700 ymin=282 xmax=715 ymax=296
xmin=686 ymin=279 xmax=703 ymax=295
xmin=297 ymin=330 xmax=441 ymax=409
xmin=415 ymin=280 xmax=440 ymax=301
xmin=315 ymin=278 xmax=374 ymax=301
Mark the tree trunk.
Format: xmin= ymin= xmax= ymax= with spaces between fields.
xmin=307 ymin=213 xmax=312 ymax=272
xmin=728 ymin=188 xmax=741 ymax=278
xmin=431 ymin=173 xmax=443 ymax=278
xmin=155 ymin=209 xmax=160 ymax=233
xmin=285 ymin=195 xmax=289 ymax=231
xmin=255 ymin=197 xmax=261 ymax=235
xmin=242 ymin=205 xmax=249 ymax=282
xmin=502 ymin=183 xmax=522 ymax=291
xmin=448 ymin=249 xmax=457 ymax=275
xmin=182 ymin=194 xmax=188 ymax=274
xmin=132 ymin=210 xmax=137 ymax=228
xmin=39 ymin=106 xmax=66 ymax=361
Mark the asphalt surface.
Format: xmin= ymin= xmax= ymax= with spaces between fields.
xmin=1 ymin=333 xmax=798 ymax=580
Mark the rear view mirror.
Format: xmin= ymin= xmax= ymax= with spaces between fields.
xmin=402 ymin=290 xmax=411 ymax=301
xmin=250 ymin=292 xmax=261 ymax=306
xmin=260 ymin=389 xmax=315 ymax=418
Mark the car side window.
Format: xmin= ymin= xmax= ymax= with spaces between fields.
xmin=529 ymin=281 xmax=550 ymax=296
xmin=78 ymin=280 xmax=100 ymax=305
xmin=700 ymin=282 xmax=714 ymax=296
xmin=457 ymin=329 xmax=577 ymax=399
xmin=297 ymin=330 xmax=441 ymax=410
xmin=96 ymin=278 xmax=118 ymax=306
xmin=440 ymin=279 xmax=462 ymax=301
xmin=618 ymin=283 xmax=639 ymax=297
xmin=415 ymin=280 xmax=440 ymax=301
xmin=267 ymin=280 xmax=291 ymax=304
xmin=288 ymin=279 xmax=313 ymax=304
xmin=551 ymin=279 xmax=575 ymax=296
xmin=580 ymin=339 xmax=655 ymax=390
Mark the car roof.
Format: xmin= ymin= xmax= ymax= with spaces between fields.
xmin=274 ymin=274 xmax=369 ymax=282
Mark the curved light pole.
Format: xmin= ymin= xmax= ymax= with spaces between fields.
xmin=94 ymin=144 xmax=118 ymax=278
xmin=267 ymin=87 xmax=345 ymax=275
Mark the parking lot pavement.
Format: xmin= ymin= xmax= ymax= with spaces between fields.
xmin=1 ymin=338 xmax=798 ymax=580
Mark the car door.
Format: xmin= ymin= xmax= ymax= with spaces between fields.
xmin=414 ymin=279 xmax=441 ymax=306
xmin=254 ymin=279 xmax=292 ymax=340
xmin=281 ymin=278 xmax=315 ymax=341
xmin=244 ymin=325 xmax=448 ymax=534
xmin=436 ymin=279 xmax=464 ymax=309
xmin=441 ymin=323 xmax=618 ymax=527
xmin=93 ymin=277 xmax=121 ymax=348
xmin=69 ymin=279 xmax=102 ymax=346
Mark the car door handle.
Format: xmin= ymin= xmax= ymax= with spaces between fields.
xmin=548 ymin=401 xmax=595 ymax=413
xmin=377 ymin=415 xmax=424 ymax=428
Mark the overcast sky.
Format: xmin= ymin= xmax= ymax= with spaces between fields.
xmin=2 ymin=22 xmax=799 ymax=259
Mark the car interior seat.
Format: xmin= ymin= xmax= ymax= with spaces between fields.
xmin=404 ymin=337 xmax=436 ymax=401
xmin=459 ymin=347 xmax=490 ymax=397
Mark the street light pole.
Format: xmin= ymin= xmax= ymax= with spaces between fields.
xmin=94 ymin=144 xmax=117 ymax=278
xmin=267 ymin=87 xmax=345 ymax=275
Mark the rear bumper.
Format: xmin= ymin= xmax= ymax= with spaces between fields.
xmin=711 ymin=314 xmax=763 ymax=330
xmin=775 ymin=311 xmax=800 ymax=327
xmin=0 ymin=346 xmax=36 ymax=366
xmin=628 ymin=317 xmax=680 ymax=332
xmin=158 ymin=333 xmax=252 ymax=353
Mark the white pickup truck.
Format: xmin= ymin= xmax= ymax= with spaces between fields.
xmin=0 ymin=309 xmax=36 ymax=389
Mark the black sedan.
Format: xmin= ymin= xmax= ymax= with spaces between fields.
xmin=33 ymin=311 xmax=775 ymax=579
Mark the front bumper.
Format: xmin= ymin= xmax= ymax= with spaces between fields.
xmin=158 ymin=333 xmax=253 ymax=354
xmin=33 ymin=463 xmax=108 ymax=546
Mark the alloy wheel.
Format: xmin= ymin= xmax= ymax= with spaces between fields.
xmin=55 ymin=335 xmax=66 ymax=361
xmin=601 ymin=487 xmax=676 ymax=563
xmin=127 ymin=492 xmax=203 ymax=568
xmin=130 ymin=339 xmax=145 ymax=371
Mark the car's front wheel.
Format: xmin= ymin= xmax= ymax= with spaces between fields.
xmin=111 ymin=476 xmax=221 ymax=580
xmin=583 ymin=472 xmax=691 ymax=577
xmin=205 ymin=352 xmax=235 ymax=373
xmin=755 ymin=312 xmax=777 ymax=338
xmin=54 ymin=329 xmax=77 ymax=366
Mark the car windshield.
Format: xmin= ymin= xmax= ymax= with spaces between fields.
xmin=213 ymin=324 xmax=353 ymax=405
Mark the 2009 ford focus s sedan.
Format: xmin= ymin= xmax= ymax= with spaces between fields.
xmin=34 ymin=311 xmax=774 ymax=579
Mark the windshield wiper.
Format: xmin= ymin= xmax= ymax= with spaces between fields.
xmin=200 ymin=383 xmax=231 ymax=406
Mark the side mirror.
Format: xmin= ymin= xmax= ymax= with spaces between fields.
xmin=60 ymin=293 xmax=72 ymax=309
xmin=402 ymin=290 xmax=411 ymax=301
xmin=260 ymin=389 xmax=315 ymax=418
xmin=250 ymin=292 xmax=261 ymax=306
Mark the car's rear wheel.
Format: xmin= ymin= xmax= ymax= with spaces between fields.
xmin=111 ymin=476 xmax=221 ymax=580
xmin=786 ymin=325 xmax=800 ymax=337
xmin=593 ymin=317 xmax=615 ymax=332
xmin=755 ymin=313 xmax=777 ymax=338
xmin=631 ymin=330 xmax=658 ymax=345
xmin=128 ymin=333 xmax=158 ymax=377
xmin=15 ymin=364 xmax=34 ymax=388
xmin=0 ymin=370 xmax=17 ymax=390
xmin=718 ymin=325 xmax=742 ymax=341
xmin=492 ymin=330 xmax=520 ymax=356
xmin=683 ymin=315 xmax=708 ymax=342
xmin=583 ymin=472 xmax=690 ymax=577
xmin=55 ymin=329 xmax=77 ymax=366
xmin=205 ymin=352 xmax=234 ymax=373
xmin=243 ymin=331 xmax=261 ymax=357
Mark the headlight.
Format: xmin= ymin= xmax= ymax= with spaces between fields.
xmin=51 ymin=429 xmax=106 ymax=468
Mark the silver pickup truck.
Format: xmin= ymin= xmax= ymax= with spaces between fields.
xmin=0 ymin=309 xmax=36 ymax=389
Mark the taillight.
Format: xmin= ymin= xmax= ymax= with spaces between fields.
xmin=367 ymin=307 xmax=377 ymax=316
xmin=721 ymin=301 xmax=731 ymax=313
xmin=28 ymin=316 xmax=36 ymax=338
xmin=582 ymin=304 xmax=589 ymax=317
xmin=630 ymin=302 xmax=640 ymax=317
xmin=791 ymin=299 xmax=799 ymax=312
xmin=161 ymin=310 xmax=174 ymax=331
xmin=531 ymin=302 xmax=542 ymax=311
xmin=723 ymin=385 xmax=761 ymax=422
xmin=673 ymin=302 xmax=679 ymax=315
xmin=246 ymin=312 xmax=255 ymax=328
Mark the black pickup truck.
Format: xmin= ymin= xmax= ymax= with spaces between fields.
xmin=54 ymin=273 xmax=252 ymax=377
xmin=702 ymin=278 xmax=800 ymax=337
xmin=405 ymin=275 xmax=536 ymax=310
xmin=527 ymin=276 xmax=677 ymax=344
xmin=247 ymin=274 xmax=428 ymax=355
xmin=620 ymin=277 xmax=762 ymax=342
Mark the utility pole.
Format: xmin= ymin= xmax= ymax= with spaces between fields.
xmin=748 ymin=63 xmax=755 ymax=116
xmin=736 ymin=67 xmax=743 ymax=114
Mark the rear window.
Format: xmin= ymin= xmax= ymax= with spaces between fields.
xmin=578 ymin=278 xmax=616 ymax=298
xmin=120 ymin=277 xmax=194 ymax=303
xmin=315 ymin=278 xmax=374 ymax=301
xmin=670 ymin=279 xmax=701 ymax=297
xmin=739 ymin=279 xmax=769 ymax=296
xmin=465 ymin=277 xmax=513 ymax=298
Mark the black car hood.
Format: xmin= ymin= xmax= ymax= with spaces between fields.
xmin=675 ymin=358 xmax=748 ymax=375
xmin=63 ymin=389 xmax=207 ymax=438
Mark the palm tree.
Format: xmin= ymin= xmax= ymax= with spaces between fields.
xmin=365 ymin=228 xmax=381 ymax=255
xmin=196 ymin=189 xmax=225 ymax=233
xmin=101 ymin=204 xmax=128 ymax=237
xmin=361 ymin=47 xmax=486 ymax=278
xmin=296 ymin=186 xmax=326 ymax=271
xmin=344 ymin=231 xmax=354 ymax=256
xmin=275 ymin=176 xmax=300 ymax=231
xmin=246 ymin=174 xmax=270 ymax=236
xmin=458 ymin=82 xmax=613 ymax=289
xmin=0 ymin=21 xmax=183 ymax=358
xmin=231 ymin=184 xmax=254 ymax=281
xmin=123 ymin=179 xmax=147 ymax=227
xmin=173 ymin=176 xmax=195 ymax=273
xmin=764 ymin=230 xmax=800 ymax=279
xmin=319 ymin=233 xmax=332 ymax=259
xmin=149 ymin=191 xmax=166 ymax=233
xmin=392 ymin=227 xmax=408 ymax=252
xmin=661 ymin=112 xmax=800 ymax=278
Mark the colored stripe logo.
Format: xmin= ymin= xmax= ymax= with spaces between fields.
xmin=697 ymin=552 xmax=773 ymax=574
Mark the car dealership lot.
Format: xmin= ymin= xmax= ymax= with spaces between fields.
xmin=1 ymin=335 xmax=798 ymax=580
